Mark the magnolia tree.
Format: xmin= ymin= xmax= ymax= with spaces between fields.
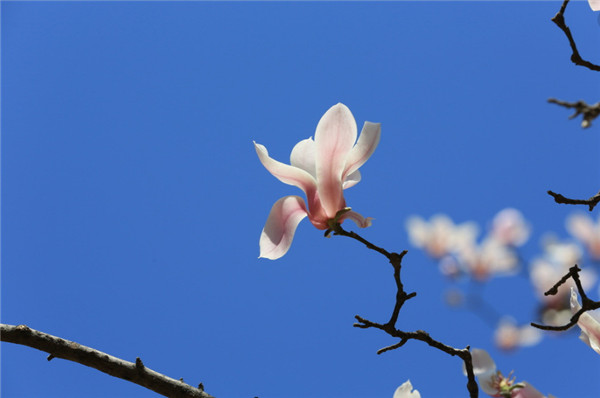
xmin=2 ymin=1 xmax=599 ymax=398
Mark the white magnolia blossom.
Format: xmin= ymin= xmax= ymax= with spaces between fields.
xmin=393 ymin=380 xmax=421 ymax=398
xmin=494 ymin=317 xmax=543 ymax=351
xmin=590 ymin=0 xmax=600 ymax=11
xmin=406 ymin=214 xmax=478 ymax=259
xmin=566 ymin=213 xmax=600 ymax=260
xmin=490 ymin=208 xmax=531 ymax=247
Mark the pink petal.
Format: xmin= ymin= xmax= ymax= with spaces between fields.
xmin=339 ymin=210 xmax=373 ymax=228
xmin=254 ymin=141 xmax=317 ymax=197
xmin=590 ymin=0 xmax=600 ymax=11
xmin=343 ymin=121 xmax=381 ymax=181
xmin=290 ymin=137 xmax=316 ymax=177
xmin=259 ymin=196 xmax=308 ymax=260
xmin=315 ymin=103 xmax=357 ymax=217
xmin=571 ymin=288 xmax=600 ymax=354
xmin=512 ymin=383 xmax=545 ymax=398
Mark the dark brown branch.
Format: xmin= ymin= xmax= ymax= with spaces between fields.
xmin=552 ymin=0 xmax=600 ymax=71
xmin=1 ymin=324 xmax=214 ymax=398
xmin=548 ymin=98 xmax=600 ymax=128
xmin=331 ymin=224 xmax=479 ymax=398
xmin=548 ymin=189 xmax=600 ymax=211
xmin=531 ymin=265 xmax=600 ymax=331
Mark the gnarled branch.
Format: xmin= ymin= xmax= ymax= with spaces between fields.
xmin=1 ymin=324 xmax=214 ymax=398
xmin=331 ymin=224 xmax=479 ymax=398
xmin=551 ymin=0 xmax=600 ymax=72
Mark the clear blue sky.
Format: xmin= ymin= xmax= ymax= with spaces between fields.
xmin=2 ymin=2 xmax=599 ymax=398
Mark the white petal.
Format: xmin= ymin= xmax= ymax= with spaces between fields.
xmin=259 ymin=196 xmax=308 ymax=260
xmin=343 ymin=121 xmax=381 ymax=180
xmin=290 ymin=137 xmax=316 ymax=178
xmin=342 ymin=169 xmax=361 ymax=189
xmin=393 ymin=380 xmax=421 ymax=398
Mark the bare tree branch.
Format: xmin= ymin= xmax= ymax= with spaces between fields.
xmin=548 ymin=189 xmax=600 ymax=211
xmin=330 ymin=224 xmax=479 ymax=398
xmin=1 ymin=324 xmax=214 ymax=398
xmin=530 ymin=265 xmax=600 ymax=331
xmin=552 ymin=0 xmax=600 ymax=72
xmin=548 ymin=98 xmax=600 ymax=128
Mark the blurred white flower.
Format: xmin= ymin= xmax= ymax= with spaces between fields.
xmin=570 ymin=288 xmax=600 ymax=355
xmin=457 ymin=237 xmax=520 ymax=281
xmin=530 ymin=238 xmax=595 ymax=308
xmin=589 ymin=0 xmax=600 ymax=11
xmin=393 ymin=380 xmax=421 ymax=398
xmin=494 ymin=317 xmax=543 ymax=351
xmin=406 ymin=215 xmax=478 ymax=259
xmin=566 ymin=213 xmax=600 ymax=260
xmin=490 ymin=208 xmax=531 ymax=247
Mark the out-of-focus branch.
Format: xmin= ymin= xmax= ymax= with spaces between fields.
xmin=0 ymin=324 xmax=214 ymax=398
xmin=548 ymin=98 xmax=600 ymax=128
xmin=531 ymin=265 xmax=600 ymax=331
xmin=548 ymin=189 xmax=600 ymax=211
xmin=551 ymin=0 xmax=600 ymax=72
xmin=330 ymin=224 xmax=479 ymax=398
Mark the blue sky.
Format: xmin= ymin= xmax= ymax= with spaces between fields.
xmin=2 ymin=1 xmax=599 ymax=398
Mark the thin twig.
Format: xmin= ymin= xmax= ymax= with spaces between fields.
xmin=548 ymin=98 xmax=600 ymax=128
xmin=530 ymin=265 xmax=600 ymax=331
xmin=331 ymin=224 xmax=479 ymax=398
xmin=1 ymin=324 xmax=214 ymax=398
xmin=551 ymin=0 xmax=600 ymax=71
xmin=548 ymin=189 xmax=600 ymax=211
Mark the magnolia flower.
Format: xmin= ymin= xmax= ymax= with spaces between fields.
xmin=457 ymin=237 xmax=520 ymax=281
xmin=494 ymin=317 xmax=542 ymax=351
xmin=464 ymin=349 xmax=550 ymax=398
xmin=406 ymin=214 xmax=478 ymax=259
xmin=255 ymin=103 xmax=380 ymax=259
xmin=590 ymin=0 xmax=600 ymax=11
xmin=570 ymin=288 xmax=600 ymax=355
xmin=566 ymin=213 xmax=600 ymax=260
xmin=490 ymin=208 xmax=530 ymax=247
xmin=393 ymin=380 xmax=421 ymax=398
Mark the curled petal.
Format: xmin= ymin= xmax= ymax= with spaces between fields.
xmin=393 ymin=380 xmax=421 ymax=398
xmin=315 ymin=103 xmax=357 ymax=217
xmin=339 ymin=210 xmax=373 ymax=228
xmin=259 ymin=196 xmax=308 ymax=260
xmin=343 ymin=121 xmax=381 ymax=180
xmin=290 ymin=137 xmax=316 ymax=177
xmin=254 ymin=142 xmax=317 ymax=196
xmin=342 ymin=169 xmax=361 ymax=189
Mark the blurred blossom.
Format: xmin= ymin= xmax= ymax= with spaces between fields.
xmin=444 ymin=288 xmax=464 ymax=307
xmin=566 ymin=213 xmax=600 ymax=261
xmin=590 ymin=0 xmax=600 ymax=11
xmin=570 ymin=288 xmax=600 ymax=355
xmin=439 ymin=255 xmax=462 ymax=279
xmin=464 ymin=349 xmax=550 ymax=398
xmin=490 ymin=208 xmax=531 ymax=247
xmin=406 ymin=215 xmax=478 ymax=259
xmin=494 ymin=317 xmax=542 ymax=351
xmin=456 ymin=237 xmax=520 ymax=281
xmin=541 ymin=308 xmax=572 ymax=328
xmin=530 ymin=238 xmax=595 ymax=309
xmin=393 ymin=380 xmax=421 ymax=398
